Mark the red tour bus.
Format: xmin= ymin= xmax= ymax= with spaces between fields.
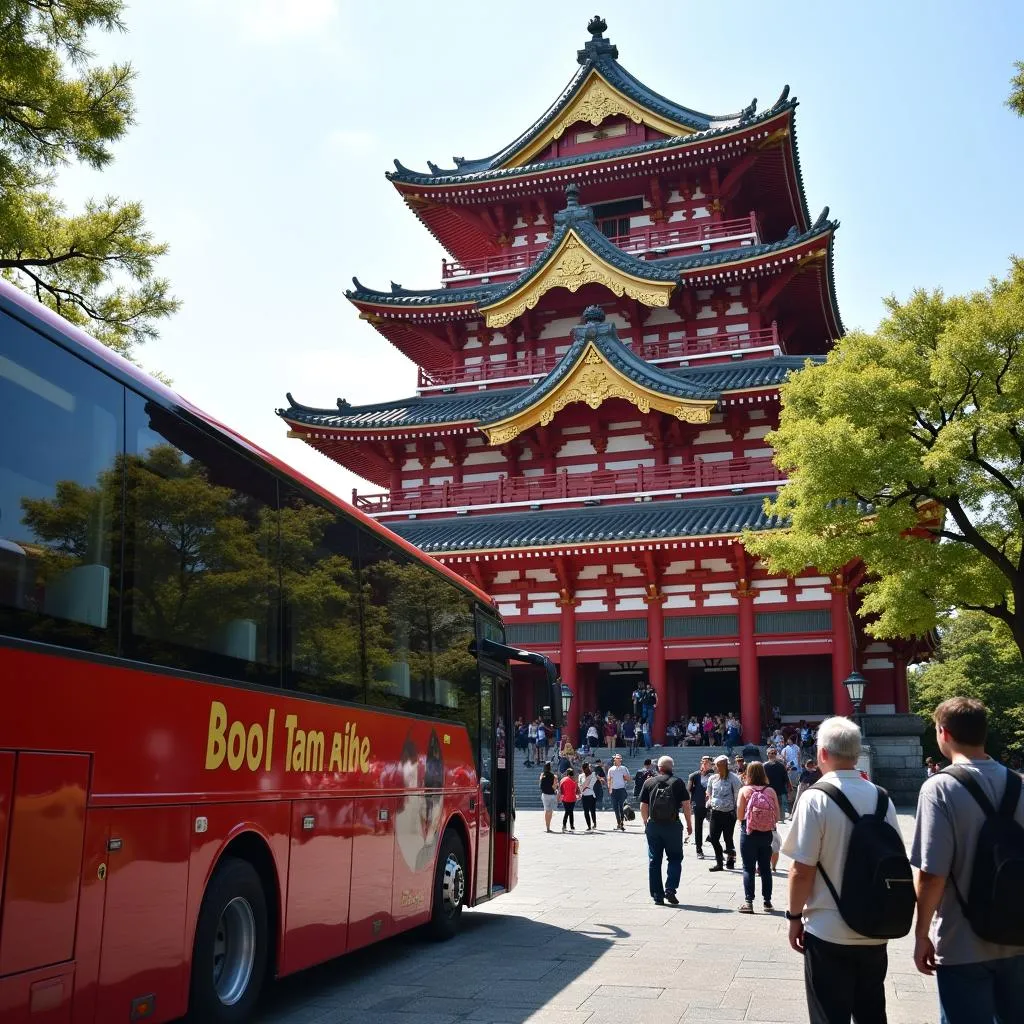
xmin=0 ymin=279 xmax=561 ymax=1024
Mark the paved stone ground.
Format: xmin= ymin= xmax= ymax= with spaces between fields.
xmin=256 ymin=809 xmax=938 ymax=1024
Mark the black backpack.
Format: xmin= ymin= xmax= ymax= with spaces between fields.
xmin=943 ymin=765 xmax=1024 ymax=945
xmin=812 ymin=781 xmax=915 ymax=939
xmin=648 ymin=776 xmax=678 ymax=823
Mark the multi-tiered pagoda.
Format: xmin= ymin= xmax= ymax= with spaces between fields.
xmin=280 ymin=17 xmax=913 ymax=746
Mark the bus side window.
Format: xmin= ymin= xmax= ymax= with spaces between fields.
xmin=121 ymin=394 xmax=280 ymax=685
xmin=357 ymin=527 xmax=479 ymax=730
xmin=0 ymin=311 xmax=122 ymax=652
xmin=279 ymin=487 xmax=363 ymax=702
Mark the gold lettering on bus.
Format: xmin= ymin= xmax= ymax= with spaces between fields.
xmin=204 ymin=700 xmax=371 ymax=775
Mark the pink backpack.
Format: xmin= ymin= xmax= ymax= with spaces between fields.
xmin=745 ymin=786 xmax=778 ymax=832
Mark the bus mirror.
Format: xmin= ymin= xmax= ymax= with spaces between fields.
xmin=474 ymin=638 xmax=561 ymax=726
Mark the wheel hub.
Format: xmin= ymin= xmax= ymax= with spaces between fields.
xmin=212 ymin=896 xmax=256 ymax=1006
xmin=441 ymin=853 xmax=465 ymax=914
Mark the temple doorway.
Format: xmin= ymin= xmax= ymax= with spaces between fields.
xmin=687 ymin=661 xmax=740 ymax=720
xmin=595 ymin=664 xmax=646 ymax=718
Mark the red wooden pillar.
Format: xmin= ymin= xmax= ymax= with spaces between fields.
xmin=893 ymin=648 xmax=910 ymax=714
xmin=558 ymin=591 xmax=580 ymax=742
xmin=737 ymin=579 xmax=760 ymax=744
xmin=831 ymin=575 xmax=853 ymax=716
xmin=645 ymin=587 xmax=667 ymax=744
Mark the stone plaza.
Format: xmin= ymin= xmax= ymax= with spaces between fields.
xmin=255 ymin=809 xmax=938 ymax=1024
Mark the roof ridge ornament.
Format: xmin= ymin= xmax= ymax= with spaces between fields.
xmin=582 ymin=304 xmax=606 ymax=324
xmin=578 ymin=14 xmax=618 ymax=64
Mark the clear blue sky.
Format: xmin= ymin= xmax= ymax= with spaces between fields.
xmin=60 ymin=0 xmax=1024 ymax=501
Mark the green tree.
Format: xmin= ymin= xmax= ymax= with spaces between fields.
xmin=0 ymin=0 xmax=177 ymax=359
xmin=1009 ymin=60 xmax=1024 ymax=118
xmin=744 ymin=261 xmax=1024 ymax=658
xmin=911 ymin=612 xmax=1024 ymax=756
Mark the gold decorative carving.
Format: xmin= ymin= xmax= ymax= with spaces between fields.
xmin=487 ymin=424 xmax=521 ymax=446
xmin=500 ymin=71 xmax=696 ymax=169
xmin=673 ymin=405 xmax=713 ymax=424
xmin=481 ymin=231 xmax=673 ymax=329
xmin=481 ymin=342 xmax=717 ymax=444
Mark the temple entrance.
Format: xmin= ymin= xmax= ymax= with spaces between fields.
xmin=761 ymin=655 xmax=832 ymax=720
xmin=596 ymin=665 xmax=646 ymax=718
xmin=688 ymin=663 xmax=740 ymax=719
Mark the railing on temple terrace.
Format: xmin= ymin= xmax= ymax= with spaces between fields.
xmin=416 ymin=323 xmax=780 ymax=390
xmin=439 ymin=213 xmax=760 ymax=282
xmin=352 ymin=456 xmax=785 ymax=514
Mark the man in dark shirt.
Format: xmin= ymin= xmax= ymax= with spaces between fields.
xmin=633 ymin=757 xmax=654 ymax=800
xmin=640 ymin=755 xmax=692 ymax=905
xmin=687 ymin=754 xmax=714 ymax=860
xmin=764 ymin=747 xmax=790 ymax=822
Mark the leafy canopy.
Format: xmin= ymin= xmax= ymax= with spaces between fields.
xmin=0 ymin=0 xmax=177 ymax=359
xmin=911 ymin=612 xmax=1024 ymax=755
xmin=1010 ymin=60 xmax=1024 ymax=118
xmin=745 ymin=261 xmax=1024 ymax=658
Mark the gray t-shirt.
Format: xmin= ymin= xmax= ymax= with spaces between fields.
xmin=910 ymin=758 xmax=1024 ymax=966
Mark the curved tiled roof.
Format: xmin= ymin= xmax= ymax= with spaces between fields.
xmin=277 ymin=354 xmax=823 ymax=431
xmin=387 ymin=18 xmax=778 ymax=184
xmin=388 ymin=494 xmax=783 ymax=553
xmin=478 ymin=305 xmax=715 ymax=428
xmin=346 ymin=194 xmax=838 ymax=310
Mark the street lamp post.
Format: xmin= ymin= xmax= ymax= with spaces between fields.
xmin=560 ymin=681 xmax=574 ymax=721
xmin=843 ymin=670 xmax=868 ymax=728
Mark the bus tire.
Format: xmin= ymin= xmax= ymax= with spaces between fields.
xmin=426 ymin=831 xmax=467 ymax=941
xmin=189 ymin=856 xmax=269 ymax=1023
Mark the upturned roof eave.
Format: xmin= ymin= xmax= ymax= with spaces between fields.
xmin=387 ymin=102 xmax=796 ymax=190
xmin=342 ymin=212 xmax=838 ymax=315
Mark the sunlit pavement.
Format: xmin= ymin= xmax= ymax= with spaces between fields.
xmin=254 ymin=809 xmax=937 ymax=1024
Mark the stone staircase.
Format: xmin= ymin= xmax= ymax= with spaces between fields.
xmin=512 ymin=744 xmax=749 ymax=809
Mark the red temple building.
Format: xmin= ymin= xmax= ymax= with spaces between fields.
xmin=280 ymin=17 xmax=915 ymax=746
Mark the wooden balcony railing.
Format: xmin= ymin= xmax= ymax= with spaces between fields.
xmin=606 ymin=214 xmax=759 ymax=256
xmin=640 ymin=323 xmax=779 ymax=362
xmin=352 ymin=456 xmax=784 ymax=514
xmin=417 ymin=323 xmax=780 ymax=390
xmin=440 ymin=213 xmax=759 ymax=282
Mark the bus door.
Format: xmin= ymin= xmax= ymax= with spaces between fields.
xmin=474 ymin=664 xmax=512 ymax=902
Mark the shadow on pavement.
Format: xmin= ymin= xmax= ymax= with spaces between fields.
xmin=256 ymin=910 xmax=615 ymax=1022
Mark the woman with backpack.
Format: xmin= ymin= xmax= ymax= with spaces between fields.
xmin=539 ymin=762 xmax=557 ymax=833
xmin=735 ymin=761 xmax=780 ymax=913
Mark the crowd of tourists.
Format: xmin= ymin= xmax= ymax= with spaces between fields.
xmin=536 ymin=696 xmax=1024 ymax=1023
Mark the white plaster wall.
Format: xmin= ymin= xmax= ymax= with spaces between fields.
xmin=700 ymin=559 xmax=732 ymax=573
xmin=665 ymin=561 xmax=696 ymax=575
xmin=464 ymin=450 xmax=506 ymax=467
xmin=696 ymin=429 xmax=731 ymax=445
xmin=605 ymin=433 xmax=647 ymax=453
xmin=796 ymin=586 xmax=830 ymax=602
xmin=577 ymin=565 xmax=608 ymax=580
xmin=613 ymin=563 xmax=644 ymax=577
xmin=558 ymin=439 xmax=596 ymax=458
xmin=539 ymin=316 xmax=579 ymax=339
xmin=644 ymin=307 xmax=685 ymax=326
xmin=493 ymin=570 xmax=521 ymax=585
xmin=525 ymin=568 xmax=558 ymax=582
xmin=609 ymin=421 xmax=642 ymax=430
xmin=606 ymin=458 xmax=655 ymax=471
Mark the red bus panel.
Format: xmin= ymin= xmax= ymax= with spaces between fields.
xmin=94 ymin=807 xmax=191 ymax=1024
xmin=0 ymin=752 xmax=89 ymax=977
xmin=0 ymin=753 xmax=13 ymax=910
xmin=281 ymin=798 xmax=353 ymax=975
xmin=347 ymin=797 xmax=395 ymax=952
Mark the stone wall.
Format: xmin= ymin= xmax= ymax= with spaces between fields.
xmin=863 ymin=713 xmax=927 ymax=807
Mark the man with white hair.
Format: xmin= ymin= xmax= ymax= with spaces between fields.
xmin=782 ymin=715 xmax=902 ymax=1023
xmin=639 ymin=754 xmax=692 ymax=905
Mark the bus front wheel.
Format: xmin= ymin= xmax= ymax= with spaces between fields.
xmin=427 ymin=831 xmax=467 ymax=941
xmin=190 ymin=857 xmax=269 ymax=1023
